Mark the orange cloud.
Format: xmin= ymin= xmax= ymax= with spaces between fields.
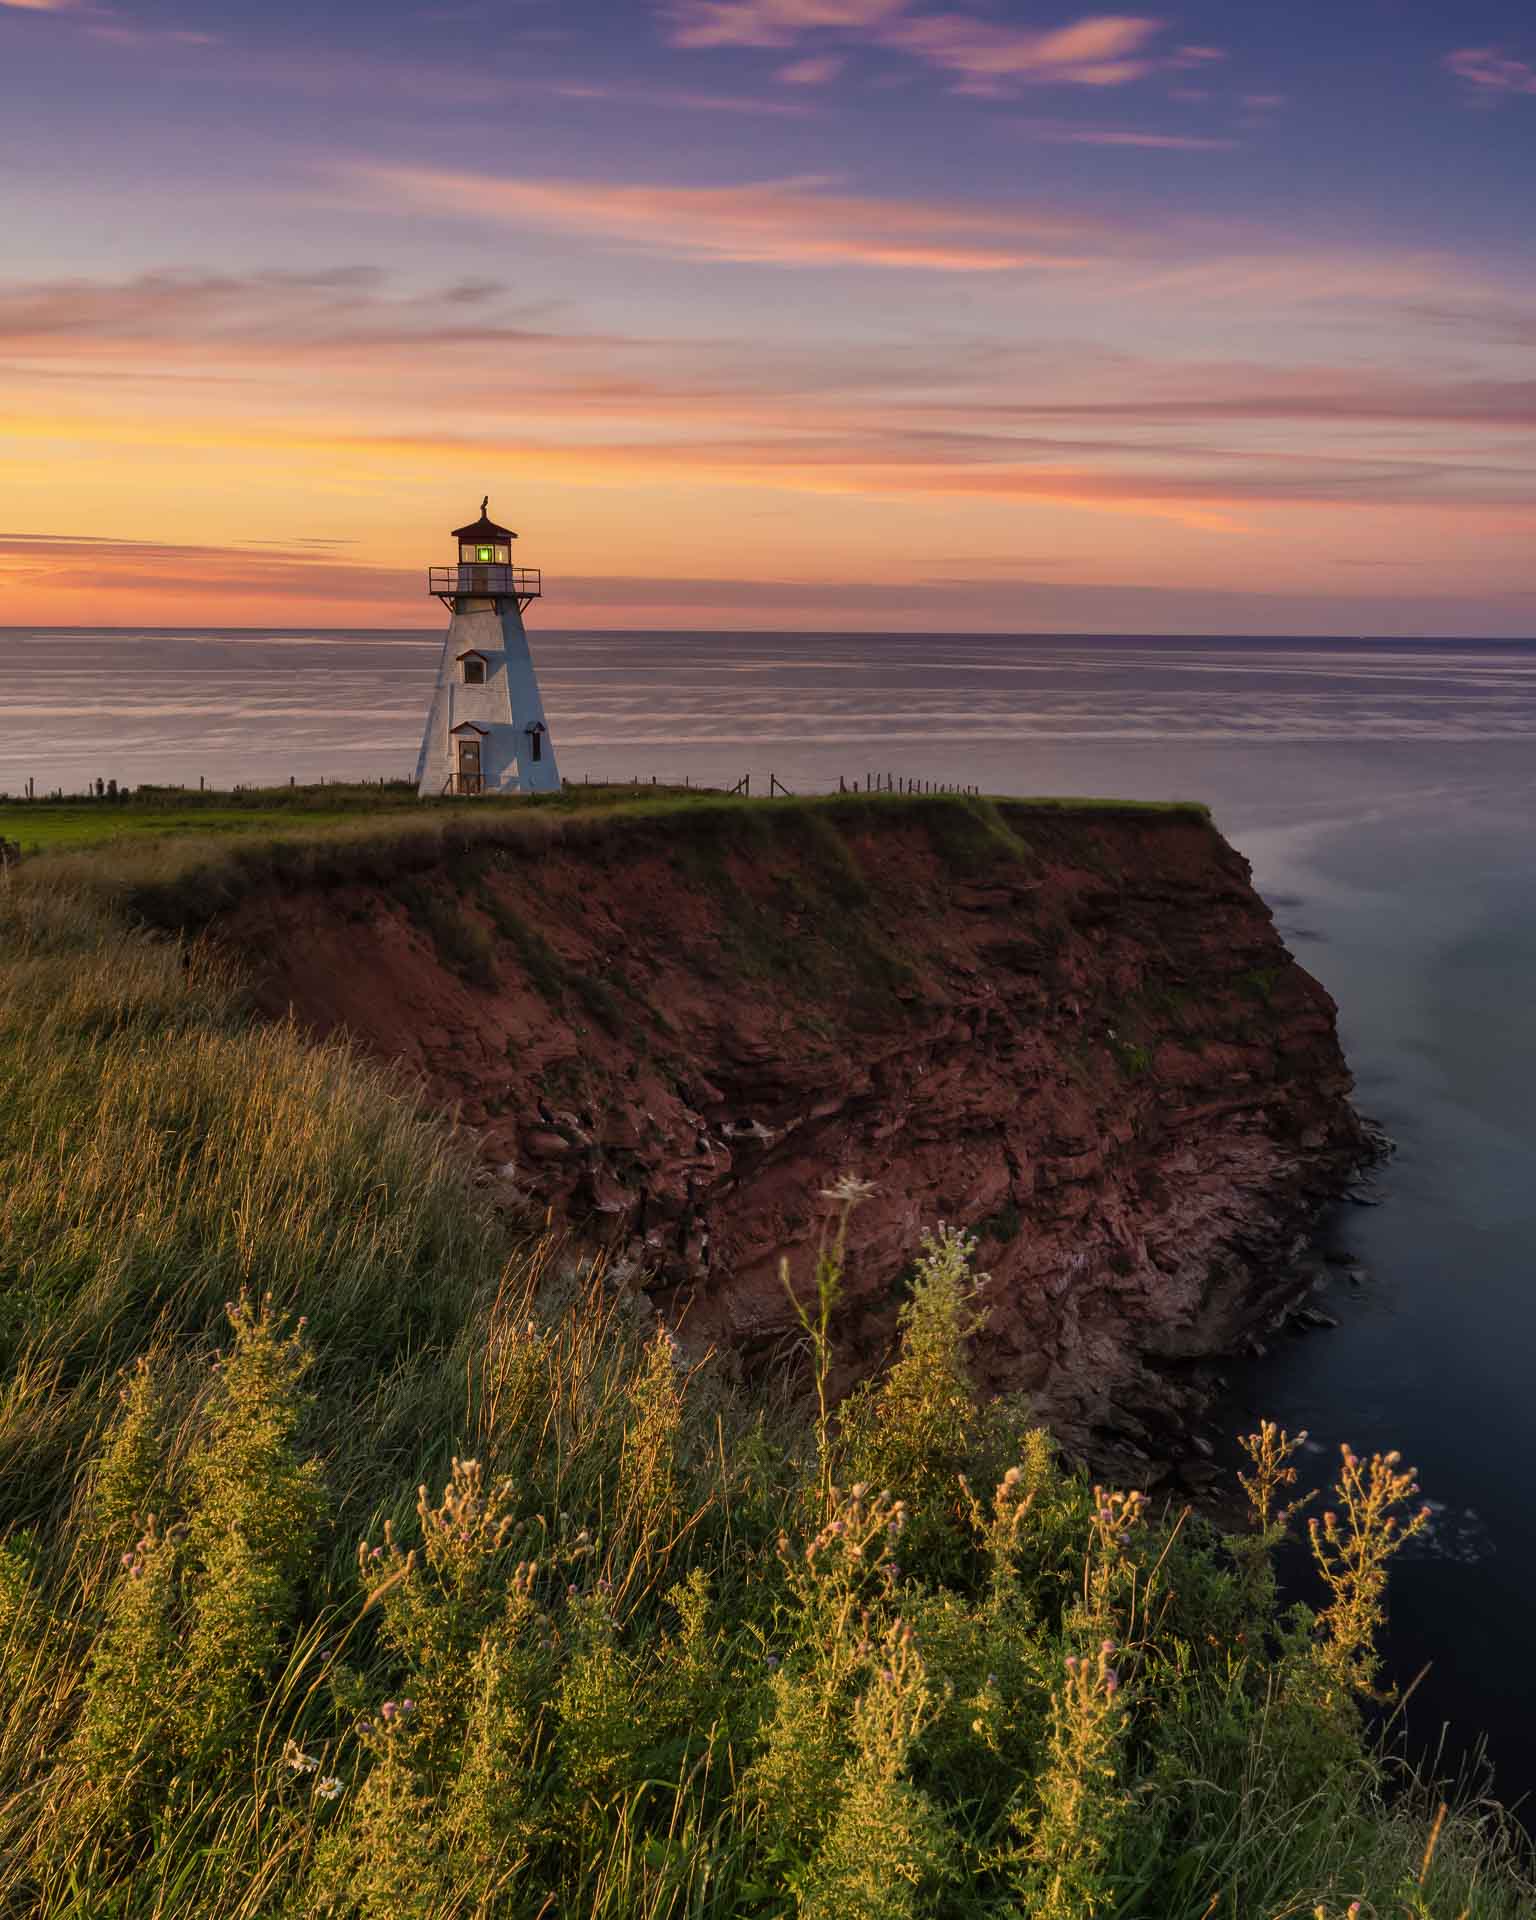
xmin=346 ymin=166 xmax=1102 ymax=270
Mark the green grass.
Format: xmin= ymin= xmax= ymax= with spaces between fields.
xmin=0 ymin=804 xmax=1526 ymax=1918
xmin=0 ymin=778 xmax=1212 ymax=858
xmin=0 ymin=779 xmax=729 ymax=855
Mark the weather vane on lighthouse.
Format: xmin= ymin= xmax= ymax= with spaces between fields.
xmin=415 ymin=499 xmax=560 ymax=797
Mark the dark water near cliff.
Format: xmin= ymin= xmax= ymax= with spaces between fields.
xmin=3 ymin=627 xmax=1535 ymax=1804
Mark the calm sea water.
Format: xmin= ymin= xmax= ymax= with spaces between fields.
xmin=3 ymin=626 xmax=1535 ymax=1800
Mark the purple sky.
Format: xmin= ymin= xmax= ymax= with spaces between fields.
xmin=2 ymin=0 xmax=1534 ymax=631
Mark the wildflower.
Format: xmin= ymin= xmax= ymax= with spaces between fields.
xmin=379 ymin=1701 xmax=397 ymax=1723
xmin=315 ymin=1776 xmax=344 ymax=1802
xmin=765 ymin=1653 xmax=780 ymax=1670
xmin=819 ymin=1173 xmax=877 ymax=1205
xmin=284 ymin=1739 xmax=319 ymax=1774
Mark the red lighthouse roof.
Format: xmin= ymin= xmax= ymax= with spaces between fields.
xmin=452 ymin=496 xmax=516 ymax=543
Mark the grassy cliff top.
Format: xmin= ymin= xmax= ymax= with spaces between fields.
xmin=1 ymin=778 xmax=1210 ymax=856
xmin=3 ymin=782 xmax=1215 ymax=945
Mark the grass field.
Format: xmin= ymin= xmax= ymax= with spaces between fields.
xmin=0 ymin=796 xmax=1526 ymax=1919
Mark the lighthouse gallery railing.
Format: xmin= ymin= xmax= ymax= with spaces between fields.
xmin=428 ymin=565 xmax=541 ymax=600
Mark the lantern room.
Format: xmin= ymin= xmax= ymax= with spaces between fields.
xmin=453 ymin=498 xmax=515 ymax=567
xmin=429 ymin=496 xmax=542 ymax=613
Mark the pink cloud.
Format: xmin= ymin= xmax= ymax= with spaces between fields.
xmin=778 ymin=52 xmax=845 ymax=82
xmin=348 ymin=166 xmax=1103 ymax=271
xmin=1022 ymin=126 xmax=1238 ymax=149
xmin=667 ymin=0 xmax=906 ymax=50
xmin=1445 ymin=46 xmax=1536 ymax=95
xmin=884 ymin=12 xmax=1163 ymax=85
xmin=665 ymin=2 xmax=1170 ymax=91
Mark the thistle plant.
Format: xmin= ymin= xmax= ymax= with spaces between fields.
xmin=793 ymin=1617 xmax=955 ymax=1920
xmin=1076 ymin=1481 xmax=1149 ymax=1638
xmin=1308 ymin=1444 xmax=1431 ymax=1702
xmin=839 ymin=1224 xmax=996 ymax=1571
xmin=1020 ymin=1638 xmax=1129 ymax=1920
xmin=961 ymin=1441 xmax=1053 ymax=1608
xmin=1233 ymin=1420 xmax=1316 ymax=1613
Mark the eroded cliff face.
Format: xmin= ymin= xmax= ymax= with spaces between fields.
xmin=214 ymin=801 xmax=1365 ymax=1458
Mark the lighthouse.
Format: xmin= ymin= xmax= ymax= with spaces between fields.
xmin=415 ymin=499 xmax=560 ymax=797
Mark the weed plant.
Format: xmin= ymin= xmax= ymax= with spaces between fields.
xmin=0 ymin=831 xmax=1528 ymax=1918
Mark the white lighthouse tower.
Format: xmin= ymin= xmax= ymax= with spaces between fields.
xmin=415 ymin=499 xmax=560 ymax=797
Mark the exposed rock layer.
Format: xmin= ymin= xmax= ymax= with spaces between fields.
xmin=214 ymin=802 xmax=1366 ymax=1455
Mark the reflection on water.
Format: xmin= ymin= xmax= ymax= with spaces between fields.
xmin=3 ymin=626 xmax=1536 ymax=1801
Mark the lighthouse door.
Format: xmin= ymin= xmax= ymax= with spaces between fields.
xmin=456 ymin=736 xmax=483 ymax=795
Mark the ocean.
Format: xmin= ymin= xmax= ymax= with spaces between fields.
xmin=3 ymin=624 xmax=1535 ymax=1800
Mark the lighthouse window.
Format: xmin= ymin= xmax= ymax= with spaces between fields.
xmin=493 ymin=546 xmax=509 ymax=564
xmin=460 ymin=544 xmax=476 ymax=562
xmin=477 ymin=546 xmax=494 ymax=563
xmin=462 ymin=656 xmax=486 ymax=685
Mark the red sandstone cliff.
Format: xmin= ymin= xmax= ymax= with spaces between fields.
xmin=212 ymin=799 xmax=1365 ymax=1458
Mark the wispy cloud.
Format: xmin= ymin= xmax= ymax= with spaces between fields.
xmin=1019 ymin=124 xmax=1238 ymax=150
xmin=666 ymin=2 xmax=1173 ymax=92
xmin=0 ymin=533 xmax=412 ymax=604
xmin=345 ymin=166 xmax=1103 ymax=270
xmin=0 ymin=0 xmax=219 ymax=42
xmin=777 ymin=52 xmax=844 ymax=83
xmin=666 ymin=0 xmax=906 ymax=50
xmin=1444 ymin=47 xmax=1536 ymax=96
xmin=975 ymin=370 xmax=1536 ymax=430
xmin=882 ymin=13 xmax=1163 ymax=88
xmin=0 ymin=267 xmax=618 ymax=354
xmin=548 ymin=78 xmax=815 ymax=115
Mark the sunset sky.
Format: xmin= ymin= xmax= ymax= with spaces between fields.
xmin=2 ymin=0 xmax=1534 ymax=633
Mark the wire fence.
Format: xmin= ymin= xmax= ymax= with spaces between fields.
xmin=4 ymin=770 xmax=980 ymax=804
